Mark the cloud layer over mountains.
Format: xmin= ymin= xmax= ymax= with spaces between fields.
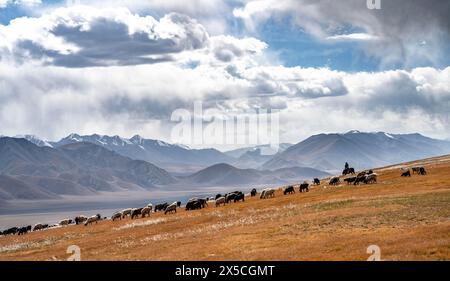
xmin=0 ymin=2 xmax=449 ymax=147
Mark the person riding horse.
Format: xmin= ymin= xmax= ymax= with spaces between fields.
xmin=345 ymin=162 xmax=349 ymax=170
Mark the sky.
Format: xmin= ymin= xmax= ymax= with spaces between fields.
xmin=0 ymin=0 xmax=449 ymax=149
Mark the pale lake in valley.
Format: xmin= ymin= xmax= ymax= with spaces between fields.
xmin=0 ymin=185 xmax=266 ymax=229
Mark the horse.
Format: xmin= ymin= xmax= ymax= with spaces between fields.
xmin=342 ymin=167 xmax=355 ymax=175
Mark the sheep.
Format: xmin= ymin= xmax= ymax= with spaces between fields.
xmin=283 ymin=186 xmax=295 ymax=195
xmin=419 ymin=167 xmax=427 ymax=175
xmin=33 ymin=223 xmax=45 ymax=231
xmin=329 ymin=176 xmax=340 ymax=186
xmin=401 ymin=170 xmax=411 ymax=177
xmin=412 ymin=167 xmax=421 ymax=174
xmin=197 ymin=199 xmax=207 ymax=208
xmin=17 ymin=225 xmax=31 ymax=235
xmin=234 ymin=192 xmax=245 ymax=202
xmin=260 ymin=188 xmax=275 ymax=199
xmin=164 ymin=202 xmax=178 ymax=215
xmin=299 ymin=182 xmax=309 ymax=192
xmin=154 ymin=203 xmax=169 ymax=212
xmin=141 ymin=206 xmax=152 ymax=218
xmin=121 ymin=208 xmax=132 ymax=218
xmin=111 ymin=212 xmax=122 ymax=221
xmin=344 ymin=177 xmax=357 ymax=184
xmin=364 ymin=173 xmax=377 ymax=184
xmin=186 ymin=200 xmax=202 ymax=211
xmin=354 ymin=174 xmax=367 ymax=185
xmin=215 ymin=196 xmax=226 ymax=207
xmin=74 ymin=215 xmax=88 ymax=225
xmin=225 ymin=192 xmax=239 ymax=203
xmin=84 ymin=214 xmax=101 ymax=226
xmin=59 ymin=219 xmax=72 ymax=226
xmin=3 ymin=227 xmax=18 ymax=235
xmin=357 ymin=171 xmax=367 ymax=177
xmin=131 ymin=208 xmax=143 ymax=219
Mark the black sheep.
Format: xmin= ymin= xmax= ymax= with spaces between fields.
xmin=283 ymin=186 xmax=295 ymax=195
xmin=234 ymin=192 xmax=245 ymax=202
xmin=401 ymin=170 xmax=411 ymax=177
xmin=299 ymin=183 xmax=309 ymax=192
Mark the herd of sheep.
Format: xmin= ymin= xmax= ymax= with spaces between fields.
xmin=0 ymin=164 xmax=428 ymax=237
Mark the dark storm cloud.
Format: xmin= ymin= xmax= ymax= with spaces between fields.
xmin=1 ymin=10 xmax=209 ymax=67
xmin=235 ymin=0 xmax=450 ymax=68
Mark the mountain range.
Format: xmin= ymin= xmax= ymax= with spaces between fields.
xmin=180 ymin=163 xmax=329 ymax=186
xmin=261 ymin=131 xmax=450 ymax=172
xmin=50 ymin=133 xmax=234 ymax=174
xmin=0 ymin=138 xmax=175 ymax=200
xmin=1 ymin=131 xmax=450 ymax=200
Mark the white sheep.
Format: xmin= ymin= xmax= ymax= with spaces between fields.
xmin=215 ymin=196 xmax=226 ymax=207
xmin=121 ymin=208 xmax=132 ymax=219
xmin=164 ymin=202 xmax=178 ymax=215
xmin=84 ymin=214 xmax=101 ymax=226
xmin=260 ymin=188 xmax=276 ymax=199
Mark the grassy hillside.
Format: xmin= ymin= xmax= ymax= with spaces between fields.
xmin=0 ymin=155 xmax=449 ymax=261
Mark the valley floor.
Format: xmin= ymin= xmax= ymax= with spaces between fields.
xmin=1 ymin=155 xmax=449 ymax=260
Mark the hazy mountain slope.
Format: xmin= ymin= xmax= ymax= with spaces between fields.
xmin=0 ymin=175 xmax=57 ymax=200
xmin=0 ymin=137 xmax=76 ymax=176
xmin=52 ymin=134 xmax=234 ymax=172
xmin=0 ymin=138 xmax=176 ymax=200
xmin=261 ymin=131 xmax=450 ymax=172
xmin=232 ymin=149 xmax=273 ymax=169
xmin=181 ymin=163 xmax=262 ymax=186
xmin=180 ymin=163 xmax=329 ymax=186
xmin=57 ymin=142 xmax=177 ymax=187
xmin=224 ymin=143 xmax=292 ymax=158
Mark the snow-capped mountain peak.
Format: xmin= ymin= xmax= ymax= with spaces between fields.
xmin=14 ymin=134 xmax=53 ymax=147
xmin=130 ymin=134 xmax=144 ymax=145
xmin=345 ymin=130 xmax=361 ymax=134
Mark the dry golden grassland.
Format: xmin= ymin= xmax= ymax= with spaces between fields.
xmin=0 ymin=155 xmax=449 ymax=261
